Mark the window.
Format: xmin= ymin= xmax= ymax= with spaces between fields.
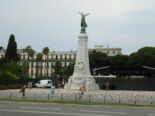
xmin=48 ymin=81 xmax=51 ymax=84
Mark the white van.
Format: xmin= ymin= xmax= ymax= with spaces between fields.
xmin=35 ymin=79 xmax=52 ymax=88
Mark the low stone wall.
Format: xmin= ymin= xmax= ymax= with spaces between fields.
xmin=0 ymin=89 xmax=155 ymax=105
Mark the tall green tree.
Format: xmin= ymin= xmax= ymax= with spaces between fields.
xmin=21 ymin=61 xmax=29 ymax=77
xmin=5 ymin=34 xmax=19 ymax=61
xmin=52 ymin=61 xmax=63 ymax=87
xmin=36 ymin=53 xmax=42 ymax=78
xmin=109 ymin=55 xmax=129 ymax=66
xmin=52 ymin=61 xmax=63 ymax=75
xmin=63 ymin=63 xmax=74 ymax=83
xmin=42 ymin=47 xmax=49 ymax=78
xmin=128 ymin=47 xmax=155 ymax=67
xmin=89 ymin=51 xmax=109 ymax=74
xmin=25 ymin=45 xmax=35 ymax=60
xmin=0 ymin=61 xmax=22 ymax=85
xmin=25 ymin=45 xmax=35 ymax=78
xmin=130 ymin=47 xmax=155 ymax=78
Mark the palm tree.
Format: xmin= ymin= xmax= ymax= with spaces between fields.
xmin=36 ymin=53 xmax=42 ymax=78
xmin=25 ymin=46 xmax=35 ymax=60
xmin=25 ymin=45 xmax=35 ymax=78
xmin=21 ymin=61 xmax=29 ymax=77
xmin=42 ymin=47 xmax=49 ymax=78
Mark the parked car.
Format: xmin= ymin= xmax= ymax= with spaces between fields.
xmin=35 ymin=79 xmax=52 ymax=88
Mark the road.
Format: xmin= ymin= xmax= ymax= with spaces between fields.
xmin=0 ymin=101 xmax=155 ymax=116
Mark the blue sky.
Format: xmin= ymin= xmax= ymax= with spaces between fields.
xmin=0 ymin=0 xmax=155 ymax=55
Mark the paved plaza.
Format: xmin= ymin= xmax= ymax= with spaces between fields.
xmin=0 ymin=88 xmax=155 ymax=105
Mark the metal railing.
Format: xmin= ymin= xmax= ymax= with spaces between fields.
xmin=0 ymin=90 xmax=155 ymax=105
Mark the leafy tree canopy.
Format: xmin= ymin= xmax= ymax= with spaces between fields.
xmin=25 ymin=45 xmax=35 ymax=58
xmin=4 ymin=34 xmax=19 ymax=61
xmin=42 ymin=47 xmax=49 ymax=55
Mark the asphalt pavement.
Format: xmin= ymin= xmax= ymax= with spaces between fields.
xmin=0 ymin=101 xmax=155 ymax=116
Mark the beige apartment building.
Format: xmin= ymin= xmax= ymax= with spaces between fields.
xmin=90 ymin=45 xmax=121 ymax=56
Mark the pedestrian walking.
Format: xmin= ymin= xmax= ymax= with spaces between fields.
xmin=50 ymin=85 xmax=55 ymax=96
xmin=20 ymin=85 xmax=26 ymax=98
xmin=105 ymin=80 xmax=109 ymax=90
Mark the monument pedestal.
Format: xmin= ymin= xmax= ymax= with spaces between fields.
xmin=64 ymin=33 xmax=99 ymax=92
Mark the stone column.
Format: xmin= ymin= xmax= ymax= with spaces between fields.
xmin=64 ymin=32 xmax=99 ymax=92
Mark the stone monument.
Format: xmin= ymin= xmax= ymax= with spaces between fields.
xmin=64 ymin=12 xmax=99 ymax=92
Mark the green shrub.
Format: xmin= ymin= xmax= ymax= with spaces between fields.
xmin=0 ymin=85 xmax=8 ymax=90
xmin=0 ymin=71 xmax=20 ymax=85
xmin=8 ymin=84 xmax=21 ymax=89
xmin=0 ymin=84 xmax=21 ymax=90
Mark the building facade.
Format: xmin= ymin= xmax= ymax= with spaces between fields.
xmin=90 ymin=45 xmax=122 ymax=56
xmin=0 ymin=45 xmax=121 ymax=78
xmin=20 ymin=50 xmax=76 ymax=78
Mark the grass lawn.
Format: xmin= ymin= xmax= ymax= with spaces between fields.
xmin=0 ymin=98 xmax=155 ymax=108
